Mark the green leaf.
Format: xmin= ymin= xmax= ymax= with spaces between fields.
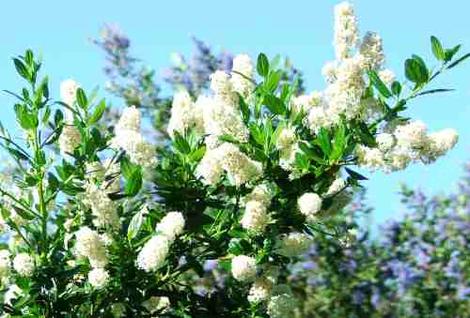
xmin=13 ymin=58 xmax=30 ymax=81
xmin=265 ymin=70 xmax=282 ymax=92
xmin=238 ymin=94 xmax=250 ymax=122
xmin=263 ymin=94 xmax=286 ymax=115
xmin=415 ymin=88 xmax=454 ymax=97
xmin=316 ymin=128 xmax=332 ymax=157
xmin=76 ymin=88 xmax=88 ymax=109
xmin=127 ymin=209 xmax=145 ymax=241
xmin=14 ymin=104 xmax=38 ymax=130
xmin=124 ymin=167 xmax=143 ymax=197
xmin=368 ymin=70 xmax=392 ymax=98
xmin=24 ymin=50 xmax=34 ymax=67
xmin=405 ymin=56 xmax=428 ymax=84
xmin=345 ymin=167 xmax=368 ymax=181
xmin=331 ymin=124 xmax=347 ymax=161
xmin=88 ymin=99 xmax=106 ymax=124
xmin=256 ymin=53 xmax=269 ymax=77
xmin=431 ymin=36 xmax=445 ymax=61
xmin=173 ymin=131 xmax=191 ymax=154
xmin=446 ymin=52 xmax=470 ymax=69
xmin=391 ymin=81 xmax=402 ymax=96
xmin=444 ymin=44 xmax=461 ymax=62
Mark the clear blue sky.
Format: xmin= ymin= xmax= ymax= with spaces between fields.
xmin=1 ymin=0 xmax=469 ymax=224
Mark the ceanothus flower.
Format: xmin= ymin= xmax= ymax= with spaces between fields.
xmin=231 ymin=255 xmax=257 ymax=282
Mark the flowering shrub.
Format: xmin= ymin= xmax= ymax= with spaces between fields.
xmin=292 ymin=164 xmax=470 ymax=318
xmin=0 ymin=2 xmax=467 ymax=317
xmin=94 ymin=25 xmax=304 ymax=139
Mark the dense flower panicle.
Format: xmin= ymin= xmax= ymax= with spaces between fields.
xmin=298 ymin=192 xmax=322 ymax=219
xmin=231 ymin=54 xmax=255 ymax=98
xmin=136 ymin=235 xmax=170 ymax=272
xmin=291 ymin=91 xmax=323 ymax=113
xmin=357 ymin=121 xmax=458 ymax=172
xmin=359 ymin=32 xmax=385 ymax=70
xmin=142 ymin=296 xmax=170 ymax=314
xmin=210 ymin=71 xmax=234 ymax=98
xmin=231 ymin=255 xmax=257 ymax=282
xmin=12 ymin=253 xmax=34 ymax=277
xmin=241 ymin=200 xmax=270 ymax=233
xmin=167 ymin=90 xmax=204 ymax=137
xmin=83 ymin=183 xmax=120 ymax=230
xmin=266 ymin=285 xmax=297 ymax=318
xmin=248 ymin=277 xmax=273 ymax=303
xmin=276 ymin=232 xmax=312 ymax=257
xmin=334 ymin=2 xmax=359 ymax=60
xmin=197 ymin=143 xmax=262 ymax=186
xmin=378 ymin=69 xmax=395 ymax=85
xmin=74 ymin=227 xmax=108 ymax=268
xmin=88 ymin=267 xmax=109 ymax=289
xmin=155 ymin=211 xmax=185 ymax=241
xmin=111 ymin=106 xmax=157 ymax=169
xmin=115 ymin=105 xmax=141 ymax=132
xmin=202 ymin=96 xmax=249 ymax=148
xmin=245 ymin=184 xmax=272 ymax=206
xmin=59 ymin=125 xmax=81 ymax=155
xmin=60 ymin=79 xmax=80 ymax=106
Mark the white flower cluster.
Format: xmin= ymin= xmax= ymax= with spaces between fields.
xmin=196 ymin=143 xmax=262 ymax=187
xmin=231 ymin=255 xmax=257 ymax=282
xmin=58 ymin=79 xmax=81 ymax=156
xmin=334 ymin=1 xmax=359 ymax=61
xmin=297 ymin=192 xmax=322 ymax=221
xmin=240 ymin=185 xmax=272 ymax=233
xmin=137 ymin=212 xmax=185 ymax=272
xmin=275 ymin=126 xmax=300 ymax=171
xmin=142 ymin=296 xmax=170 ymax=314
xmin=83 ymin=182 xmax=120 ymax=230
xmin=276 ymin=232 xmax=312 ymax=257
xmin=266 ymin=285 xmax=297 ymax=318
xmin=87 ymin=267 xmax=109 ymax=289
xmin=247 ymin=266 xmax=280 ymax=304
xmin=167 ymin=54 xmax=254 ymax=149
xmin=231 ymin=54 xmax=255 ymax=98
xmin=167 ymin=90 xmax=204 ymax=137
xmin=12 ymin=253 xmax=34 ymax=277
xmin=85 ymin=159 xmax=121 ymax=194
xmin=110 ymin=106 xmax=157 ymax=169
xmin=357 ymin=121 xmax=458 ymax=172
xmin=74 ymin=227 xmax=108 ymax=269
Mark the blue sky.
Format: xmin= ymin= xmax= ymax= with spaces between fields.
xmin=1 ymin=0 xmax=469 ymax=224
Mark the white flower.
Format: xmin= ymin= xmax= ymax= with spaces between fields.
xmin=325 ymin=178 xmax=347 ymax=197
xmin=167 ymin=90 xmax=204 ymax=137
xmin=60 ymin=79 xmax=80 ymax=106
xmin=248 ymin=278 xmax=273 ymax=303
xmin=155 ymin=212 xmax=185 ymax=241
xmin=334 ymin=1 xmax=359 ymax=60
xmin=376 ymin=133 xmax=395 ymax=152
xmin=245 ymin=184 xmax=272 ymax=206
xmin=136 ymin=235 xmax=170 ymax=272
xmin=231 ymin=255 xmax=257 ymax=282
xmin=423 ymin=128 xmax=458 ymax=162
xmin=210 ymin=70 xmax=234 ymax=97
xmin=379 ymin=69 xmax=396 ymax=85
xmin=297 ymin=192 xmax=322 ymax=218
xmin=276 ymin=232 xmax=312 ymax=257
xmin=88 ymin=267 xmax=109 ymax=289
xmin=12 ymin=253 xmax=34 ymax=277
xmin=394 ymin=120 xmax=428 ymax=149
xmin=356 ymin=145 xmax=385 ymax=170
xmin=196 ymin=143 xmax=262 ymax=187
xmin=83 ymin=183 xmax=120 ymax=230
xmin=4 ymin=284 xmax=22 ymax=306
xmin=322 ymin=61 xmax=338 ymax=83
xmin=74 ymin=227 xmax=108 ymax=268
xmin=115 ymin=105 xmax=141 ymax=132
xmin=231 ymin=54 xmax=255 ymax=98
xmin=111 ymin=303 xmax=126 ymax=318
xmin=276 ymin=126 xmax=296 ymax=151
xmin=202 ymin=96 xmax=249 ymax=147
xmin=142 ymin=296 xmax=170 ymax=314
xmin=291 ymin=91 xmax=323 ymax=113
xmin=267 ymin=286 xmax=297 ymax=318
xmin=59 ymin=125 xmax=81 ymax=155
xmin=240 ymin=200 xmax=270 ymax=233
xmin=360 ymin=32 xmax=385 ymax=70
